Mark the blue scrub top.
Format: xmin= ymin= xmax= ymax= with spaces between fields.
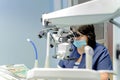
xmin=58 ymin=43 xmax=113 ymax=70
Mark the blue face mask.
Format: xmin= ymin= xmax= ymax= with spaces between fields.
xmin=73 ymin=40 xmax=87 ymax=48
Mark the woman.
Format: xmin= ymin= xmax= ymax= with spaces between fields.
xmin=58 ymin=24 xmax=113 ymax=80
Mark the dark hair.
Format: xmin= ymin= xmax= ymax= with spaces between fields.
xmin=72 ymin=24 xmax=96 ymax=48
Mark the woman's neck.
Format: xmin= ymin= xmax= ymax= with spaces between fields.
xmin=77 ymin=47 xmax=85 ymax=55
xmin=76 ymin=47 xmax=85 ymax=63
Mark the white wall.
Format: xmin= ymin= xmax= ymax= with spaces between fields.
xmin=0 ymin=0 xmax=55 ymax=68
xmin=113 ymin=17 xmax=120 ymax=80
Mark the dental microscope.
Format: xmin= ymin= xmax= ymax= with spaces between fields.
xmin=27 ymin=0 xmax=120 ymax=80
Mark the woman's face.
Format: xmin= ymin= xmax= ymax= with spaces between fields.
xmin=74 ymin=32 xmax=88 ymax=43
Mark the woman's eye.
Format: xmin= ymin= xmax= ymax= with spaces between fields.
xmin=73 ymin=32 xmax=80 ymax=37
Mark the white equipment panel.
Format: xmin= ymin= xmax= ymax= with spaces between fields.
xmin=27 ymin=68 xmax=100 ymax=80
xmin=42 ymin=0 xmax=120 ymax=26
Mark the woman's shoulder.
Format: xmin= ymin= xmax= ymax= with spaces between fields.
xmin=93 ymin=43 xmax=109 ymax=56
xmin=94 ymin=43 xmax=107 ymax=51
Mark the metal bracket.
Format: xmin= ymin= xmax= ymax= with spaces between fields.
xmin=110 ymin=19 xmax=120 ymax=28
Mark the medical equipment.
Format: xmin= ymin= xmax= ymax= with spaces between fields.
xmin=116 ymin=44 xmax=120 ymax=60
xmin=42 ymin=0 xmax=120 ymax=27
xmin=27 ymin=0 xmax=120 ymax=80
xmin=0 ymin=64 xmax=29 ymax=80
xmin=27 ymin=45 xmax=97 ymax=80
xmin=43 ymin=30 xmax=74 ymax=68
xmin=27 ymin=68 xmax=100 ymax=80
xmin=38 ymin=28 xmax=74 ymax=60
xmin=27 ymin=39 xmax=39 ymax=68
xmin=84 ymin=46 xmax=94 ymax=69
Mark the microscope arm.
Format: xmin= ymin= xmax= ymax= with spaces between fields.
xmin=42 ymin=0 xmax=120 ymax=27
